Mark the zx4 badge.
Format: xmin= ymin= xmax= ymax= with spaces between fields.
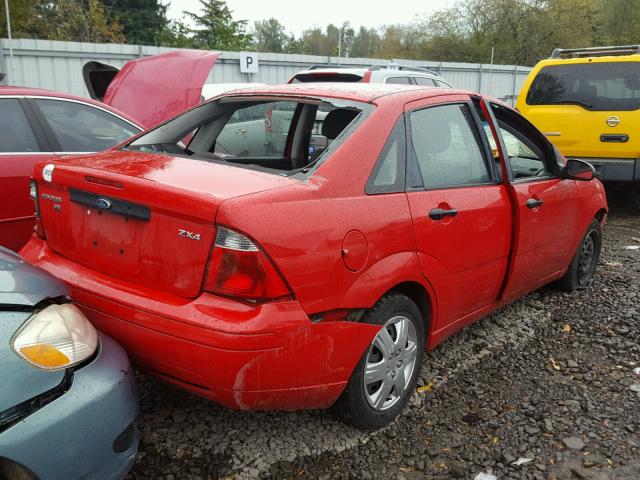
xmin=178 ymin=229 xmax=201 ymax=241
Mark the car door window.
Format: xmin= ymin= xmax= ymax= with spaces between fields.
xmin=366 ymin=118 xmax=406 ymax=194
xmin=489 ymin=103 xmax=556 ymax=180
xmin=386 ymin=77 xmax=412 ymax=85
xmin=409 ymin=103 xmax=491 ymax=189
xmin=0 ymin=99 xmax=41 ymax=153
xmin=414 ymin=77 xmax=437 ymax=86
xmin=34 ymin=99 xmax=139 ymax=152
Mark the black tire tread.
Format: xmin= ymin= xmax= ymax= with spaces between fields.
xmin=332 ymin=293 xmax=425 ymax=431
xmin=555 ymin=219 xmax=602 ymax=292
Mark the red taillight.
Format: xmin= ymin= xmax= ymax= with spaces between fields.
xmin=204 ymin=227 xmax=291 ymax=301
xmin=29 ymin=180 xmax=45 ymax=239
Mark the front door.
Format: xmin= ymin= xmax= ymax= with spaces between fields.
xmin=484 ymin=101 xmax=579 ymax=301
xmin=404 ymin=98 xmax=512 ymax=329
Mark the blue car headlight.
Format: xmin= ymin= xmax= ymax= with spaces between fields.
xmin=11 ymin=303 xmax=98 ymax=370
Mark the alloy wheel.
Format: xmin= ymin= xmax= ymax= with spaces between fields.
xmin=363 ymin=316 xmax=418 ymax=411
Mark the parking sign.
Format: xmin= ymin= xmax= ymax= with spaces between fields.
xmin=239 ymin=52 xmax=259 ymax=74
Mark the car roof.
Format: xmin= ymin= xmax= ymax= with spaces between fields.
xmin=212 ymin=82 xmax=470 ymax=104
xmin=0 ymin=86 xmax=143 ymax=127
xmin=201 ymin=82 xmax=269 ymax=100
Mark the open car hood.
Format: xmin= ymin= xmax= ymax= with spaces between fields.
xmin=83 ymin=50 xmax=219 ymax=128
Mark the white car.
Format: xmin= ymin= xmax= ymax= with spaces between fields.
xmin=288 ymin=64 xmax=453 ymax=87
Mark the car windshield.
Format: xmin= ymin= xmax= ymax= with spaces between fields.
xmin=526 ymin=62 xmax=640 ymax=111
xmin=125 ymin=96 xmax=370 ymax=176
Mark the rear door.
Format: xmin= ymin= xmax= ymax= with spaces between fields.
xmin=84 ymin=50 xmax=219 ymax=127
xmin=404 ymin=95 xmax=512 ymax=328
xmin=522 ymin=60 xmax=640 ymax=160
xmin=0 ymin=97 xmax=56 ymax=251
xmin=483 ymin=101 xmax=579 ymax=300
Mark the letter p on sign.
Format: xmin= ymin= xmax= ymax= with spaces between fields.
xmin=239 ymin=52 xmax=259 ymax=74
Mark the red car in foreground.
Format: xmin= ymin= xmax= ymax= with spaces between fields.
xmin=22 ymin=83 xmax=607 ymax=429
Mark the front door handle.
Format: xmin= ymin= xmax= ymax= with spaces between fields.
xmin=526 ymin=198 xmax=544 ymax=209
xmin=429 ymin=208 xmax=458 ymax=220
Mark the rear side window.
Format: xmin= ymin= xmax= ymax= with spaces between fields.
xmin=366 ymin=118 xmax=406 ymax=194
xmin=414 ymin=77 xmax=437 ymax=86
xmin=34 ymin=99 xmax=139 ymax=152
xmin=526 ymin=62 xmax=640 ymax=111
xmin=0 ymin=99 xmax=41 ymax=153
xmin=386 ymin=77 xmax=412 ymax=85
xmin=409 ymin=103 xmax=491 ymax=189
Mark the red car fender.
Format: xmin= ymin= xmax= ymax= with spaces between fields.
xmin=337 ymin=251 xmax=438 ymax=347
xmin=567 ymin=179 xmax=608 ymax=255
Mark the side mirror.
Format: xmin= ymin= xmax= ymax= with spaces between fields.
xmin=563 ymin=159 xmax=596 ymax=181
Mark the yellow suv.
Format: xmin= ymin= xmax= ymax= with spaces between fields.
xmin=517 ymin=46 xmax=640 ymax=182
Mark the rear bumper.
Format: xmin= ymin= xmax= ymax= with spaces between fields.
xmin=569 ymin=157 xmax=640 ymax=182
xmin=20 ymin=237 xmax=380 ymax=410
xmin=0 ymin=334 xmax=138 ymax=480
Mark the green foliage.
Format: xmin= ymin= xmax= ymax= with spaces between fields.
xmin=3 ymin=0 xmax=640 ymax=66
xmin=252 ymin=18 xmax=289 ymax=53
xmin=183 ymin=0 xmax=251 ymax=50
xmin=1 ymin=0 xmax=124 ymax=42
xmin=102 ymin=0 xmax=168 ymax=46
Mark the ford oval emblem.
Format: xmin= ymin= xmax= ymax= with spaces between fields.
xmin=95 ymin=198 xmax=112 ymax=210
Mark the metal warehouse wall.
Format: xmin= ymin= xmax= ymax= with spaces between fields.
xmin=0 ymin=38 xmax=532 ymax=105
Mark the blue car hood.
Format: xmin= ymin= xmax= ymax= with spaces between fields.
xmin=0 ymin=247 xmax=68 ymax=418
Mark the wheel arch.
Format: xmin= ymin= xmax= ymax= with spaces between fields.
xmin=379 ymin=281 xmax=435 ymax=350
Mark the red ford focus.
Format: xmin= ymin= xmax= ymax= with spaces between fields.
xmin=21 ymin=83 xmax=607 ymax=429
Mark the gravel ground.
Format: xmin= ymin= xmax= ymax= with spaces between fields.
xmin=126 ymin=185 xmax=640 ymax=480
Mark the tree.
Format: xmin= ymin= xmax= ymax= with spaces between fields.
xmin=597 ymin=0 xmax=640 ymax=45
xmin=252 ymin=18 xmax=288 ymax=53
xmin=44 ymin=0 xmax=124 ymax=43
xmin=102 ymin=0 xmax=169 ymax=46
xmin=184 ymin=0 xmax=252 ymax=50
xmin=0 ymin=0 xmax=49 ymax=38
xmin=350 ymin=27 xmax=382 ymax=58
xmin=156 ymin=19 xmax=195 ymax=48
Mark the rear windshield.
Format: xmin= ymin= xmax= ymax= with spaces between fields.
xmin=125 ymin=96 xmax=370 ymax=176
xmin=526 ymin=62 xmax=640 ymax=111
xmin=291 ymin=73 xmax=363 ymax=83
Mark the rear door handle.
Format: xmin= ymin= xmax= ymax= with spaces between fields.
xmin=429 ymin=208 xmax=458 ymax=220
xmin=526 ymin=198 xmax=544 ymax=209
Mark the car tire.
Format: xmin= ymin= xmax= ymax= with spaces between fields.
xmin=554 ymin=219 xmax=602 ymax=291
xmin=333 ymin=294 xmax=425 ymax=430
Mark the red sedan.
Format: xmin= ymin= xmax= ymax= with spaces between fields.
xmin=21 ymin=83 xmax=607 ymax=429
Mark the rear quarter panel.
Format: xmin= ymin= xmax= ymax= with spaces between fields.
xmin=215 ymin=101 xmax=434 ymax=316
xmin=569 ymin=178 xmax=608 ymax=249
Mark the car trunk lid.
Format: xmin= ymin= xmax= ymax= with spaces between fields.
xmin=33 ymin=151 xmax=294 ymax=298
xmin=83 ymin=50 xmax=219 ymax=128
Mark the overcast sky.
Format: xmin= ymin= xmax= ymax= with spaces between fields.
xmin=167 ymin=0 xmax=457 ymax=36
